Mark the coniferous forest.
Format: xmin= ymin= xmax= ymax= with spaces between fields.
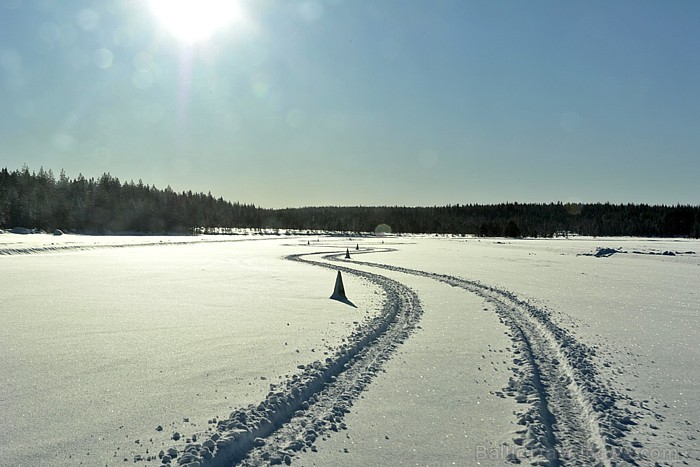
xmin=1 ymin=166 xmax=698 ymax=237
xmin=0 ymin=167 xmax=262 ymax=234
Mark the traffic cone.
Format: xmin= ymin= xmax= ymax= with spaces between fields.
xmin=345 ymin=248 xmax=351 ymax=259
xmin=330 ymin=271 xmax=346 ymax=300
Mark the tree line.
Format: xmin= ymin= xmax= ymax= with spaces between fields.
xmin=0 ymin=166 xmax=262 ymax=234
xmin=1 ymin=166 xmax=698 ymax=237
xmin=271 ymin=203 xmax=700 ymax=238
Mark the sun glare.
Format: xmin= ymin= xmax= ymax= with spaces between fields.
xmin=148 ymin=0 xmax=244 ymax=43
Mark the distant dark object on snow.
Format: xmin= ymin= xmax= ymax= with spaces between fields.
xmin=595 ymin=247 xmax=622 ymax=257
xmin=10 ymin=227 xmax=31 ymax=235
xmin=345 ymin=248 xmax=351 ymax=259
xmin=585 ymin=248 xmax=696 ymax=258
xmin=54 ymin=229 xmax=64 ymax=236
xmin=630 ymin=249 xmax=695 ymax=257
xmin=356 ymin=244 xmax=359 ymax=250
xmin=577 ymin=247 xmax=626 ymax=258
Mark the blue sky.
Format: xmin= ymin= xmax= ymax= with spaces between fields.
xmin=1 ymin=0 xmax=698 ymax=207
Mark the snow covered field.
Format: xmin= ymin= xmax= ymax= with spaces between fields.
xmin=1 ymin=233 xmax=698 ymax=466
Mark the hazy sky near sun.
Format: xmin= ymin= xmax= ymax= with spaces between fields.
xmin=1 ymin=0 xmax=698 ymax=208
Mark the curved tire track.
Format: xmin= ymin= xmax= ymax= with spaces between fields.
xmin=153 ymin=250 xmax=423 ymax=466
xmin=335 ymin=249 xmax=644 ymax=466
xmin=154 ymin=246 xmax=643 ymax=466
xmin=0 ymin=237 xmax=280 ymax=256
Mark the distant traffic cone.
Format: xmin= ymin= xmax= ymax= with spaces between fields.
xmin=356 ymin=244 xmax=359 ymax=250
xmin=330 ymin=271 xmax=346 ymax=300
xmin=345 ymin=248 xmax=351 ymax=259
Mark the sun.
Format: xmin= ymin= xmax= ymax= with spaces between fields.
xmin=148 ymin=0 xmax=245 ymax=43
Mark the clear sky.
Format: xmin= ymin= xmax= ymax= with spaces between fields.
xmin=1 ymin=0 xmax=698 ymax=208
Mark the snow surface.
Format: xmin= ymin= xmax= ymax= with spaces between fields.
xmin=1 ymin=233 xmax=698 ymax=466
xmin=0 ymin=234 xmax=382 ymax=465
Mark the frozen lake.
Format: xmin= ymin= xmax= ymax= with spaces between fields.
xmin=1 ymin=233 xmax=698 ymax=466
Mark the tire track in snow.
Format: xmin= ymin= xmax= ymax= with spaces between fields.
xmin=0 ymin=237 xmax=280 ymax=256
xmin=332 ymin=249 xmax=645 ymax=466
xmin=150 ymin=246 xmax=645 ymax=466
xmin=148 ymin=251 xmax=423 ymax=466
